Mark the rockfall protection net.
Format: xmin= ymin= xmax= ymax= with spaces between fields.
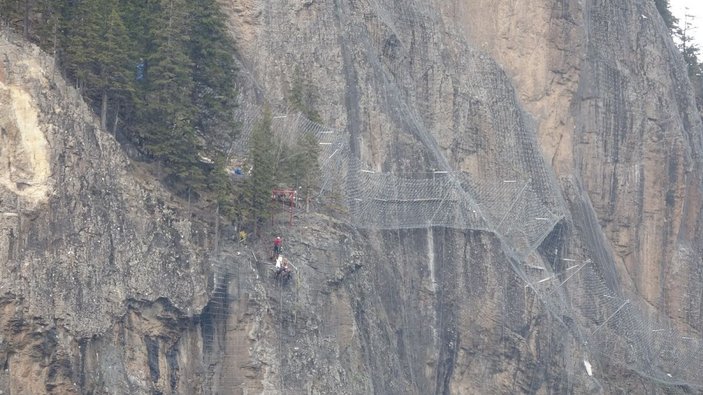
xmin=202 ymin=230 xmax=352 ymax=394
xmin=207 ymin=107 xmax=703 ymax=391
xmin=231 ymin=109 xmax=563 ymax=256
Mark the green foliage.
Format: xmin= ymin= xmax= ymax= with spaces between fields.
xmin=0 ymin=0 xmax=243 ymax=202
xmin=674 ymin=12 xmax=703 ymax=112
xmin=136 ymin=0 xmax=206 ymax=191
xmin=245 ymin=108 xmax=276 ymax=227
xmin=654 ymin=0 xmax=703 ymax=113
xmin=676 ymin=14 xmax=702 ymax=77
xmin=654 ymin=0 xmax=678 ymax=31
xmin=0 ymin=0 xmax=30 ymax=37
xmin=32 ymin=0 xmax=61 ymax=50
xmin=289 ymin=66 xmax=322 ymax=123
xmin=293 ymin=132 xmax=321 ymax=211
xmin=98 ymin=8 xmax=134 ymax=96
xmin=118 ymin=0 xmax=159 ymax=56
xmin=274 ymin=133 xmax=321 ymax=206
xmin=286 ymin=72 xmax=323 ymax=210
xmin=0 ymin=0 xmax=22 ymax=27
xmin=189 ymin=0 xmax=238 ymax=140
xmin=57 ymin=0 xmax=139 ymax=134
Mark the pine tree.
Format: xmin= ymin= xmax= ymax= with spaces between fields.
xmin=115 ymin=0 xmax=158 ymax=136
xmin=139 ymin=0 xmax=203 ymax=189
xmin=0 ymin=0 xmax=32 ymax=37
xmin=188 ymin=0 xmax=240 ymax=202
xmin=675 ymin=11 xmax=703 ymax=112
xmin=0 ymin=0 xmax=62 ymax=46
xmin=29 ymin=0 xmax=60 ymax=49
xmin=58 ymin=1 xmax=135 ymax=130
xmin=189 ymin=0 xmax=238 ymax=140
xmin=61 ymin=0 xmax=104 ymax=93
xmin=676 ymin=12 xmax=702 ymax=78
xmin=294 ymin=132 xmax=321 ymax=212
xmin=289 ymin=67 xmax=322 ymax=123
xmin=119 ymin=0 xmax=159 ymax=56
xmin=246 ymin=108 xmax=276 ymax=232
xmin=96 ymin=7 xmax=135 ymax=130
xmin=286 ymin=72 xmax=322 ymax=211
xmin=1 ymin=0 xmax=242 ymax=202
xmin=0 ymin=0 xmax=23 ymax=31
xmin=654 ymin=0 xmax=678 ymax=31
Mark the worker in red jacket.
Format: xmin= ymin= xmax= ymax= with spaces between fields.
xmin=273 ymin=236 xmax=282 ymax=259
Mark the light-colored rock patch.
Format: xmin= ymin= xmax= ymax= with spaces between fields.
xmin=0 ymin=83 xmax=50 ymax=204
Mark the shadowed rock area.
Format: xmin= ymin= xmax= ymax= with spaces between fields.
xmin=1 ymin=0 xmax=703 ymax=394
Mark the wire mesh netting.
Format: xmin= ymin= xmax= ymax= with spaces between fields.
xmin=210 ymin=106 xmax=703 ymax=391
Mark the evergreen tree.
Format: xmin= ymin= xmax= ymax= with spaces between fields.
xmin=654 ymin=0 xmax=678 ymax=31
xmin=59 ymin=1 xmax=134 ymax=130
xmin=32 ymin=0 xmax=61 ymax=53
xmin=293 ymin=132 xmax=321 ymax=212
xmin=0 ymin=0 xmax=62 ymax=44
xmin=1 ymin=0 xmax=242 ymax=204
xmin=0 ymin=0 xmax=33 ymax=37
xmin=188 ymin=0 xmax=240 ymax=203
xmin=0 ymin=0 xmax=23 ymax=31
xmin=246 ymin=108 xmax=276 ymax=232
xmin=676 ymin=12 xmax=702 ymax=78
xmin=96 ymin=6 xmax=134 ymax=130
xmin=675 ymin=11 xmax=703 ymax=112
xmin=119 ymin=0 xmax=159 ymax=56
xmin=189 ymin=0 xmax=238 ymax=140
xmin=61 ymin=0 xmax=104 ymax=92
xmin=115 ymin=0 xmax=158 ymax=136
xmin=289 ymin=67 xmax=322 ymax=123
xmin=139 ymin=0 xmax=203 ymax=189
xmin=286 ymin=71 xmax=322 ymax=211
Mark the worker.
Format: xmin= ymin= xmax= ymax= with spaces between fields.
xmin=273 ymin=236 xmax=282 ymax=258
xmin=275 ymin=256 xmax=292 ymax=279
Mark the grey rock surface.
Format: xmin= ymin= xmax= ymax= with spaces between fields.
xmin=1 ymin=0 xmax=703 ymax=393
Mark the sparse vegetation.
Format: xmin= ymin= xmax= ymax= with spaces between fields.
xmin=0 ymin=1 xmax=329 ymax=231
xmin=0 ymin=0 xmax=239 ymax=198
xmin=655 ymin=0 xmax=703 ymax=113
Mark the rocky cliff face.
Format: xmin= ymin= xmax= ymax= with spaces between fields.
xmin=455 ymin=0 xmax=703 ymax=324
xmin=226 ymin=0 xmax=703 ymax=392
xmin=0 ymin=32 xmax=213 ymax=393
xmin=1 ymin=0 xmax=703 ymax=394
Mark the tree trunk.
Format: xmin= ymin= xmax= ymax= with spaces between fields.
xmin=187 ymin=187 xmax=191 ymax=217
xmin=214 ymin=203 xmax=220 ymax=254
xmin=23 ymin=0 xmax=30 ymax=39
xmin=113 ymin=104 xmax=120 ymax=135
xmin=101 ymin=90 xmax=108 ymax=130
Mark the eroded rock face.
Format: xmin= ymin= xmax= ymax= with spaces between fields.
xmin=0 ymin=84 xmax=50 ymax=204
xmin=1 ymin=0 xmax=702 ymax=393
xmin=451 ymin=0 xmax=703 ymax=326
xmin=224 ymin=0 xmax=703 ymax=392
xmin=0 ymin=33 xmax=212 ymax=394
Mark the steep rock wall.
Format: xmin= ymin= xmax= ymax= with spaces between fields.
xmin=452 ymin=0 xmax=703 ymax=326
xmin=0 ymin=32 xmax=213 ymax=394
xmin=225 ymin=0 xmax=703 ymax=392
xmin=1 ymin=0 xmax=702 ymax=393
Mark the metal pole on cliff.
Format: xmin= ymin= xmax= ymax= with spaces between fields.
xmin=279 ymin=278 xmax=284 ymax=393
xmin=214 ymin=203 xmax=220 ymax=255
xmin=16 ymin=195 xmax=21 ymax=259
xmin=289 ymin=193 xmax=294 ymax=226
